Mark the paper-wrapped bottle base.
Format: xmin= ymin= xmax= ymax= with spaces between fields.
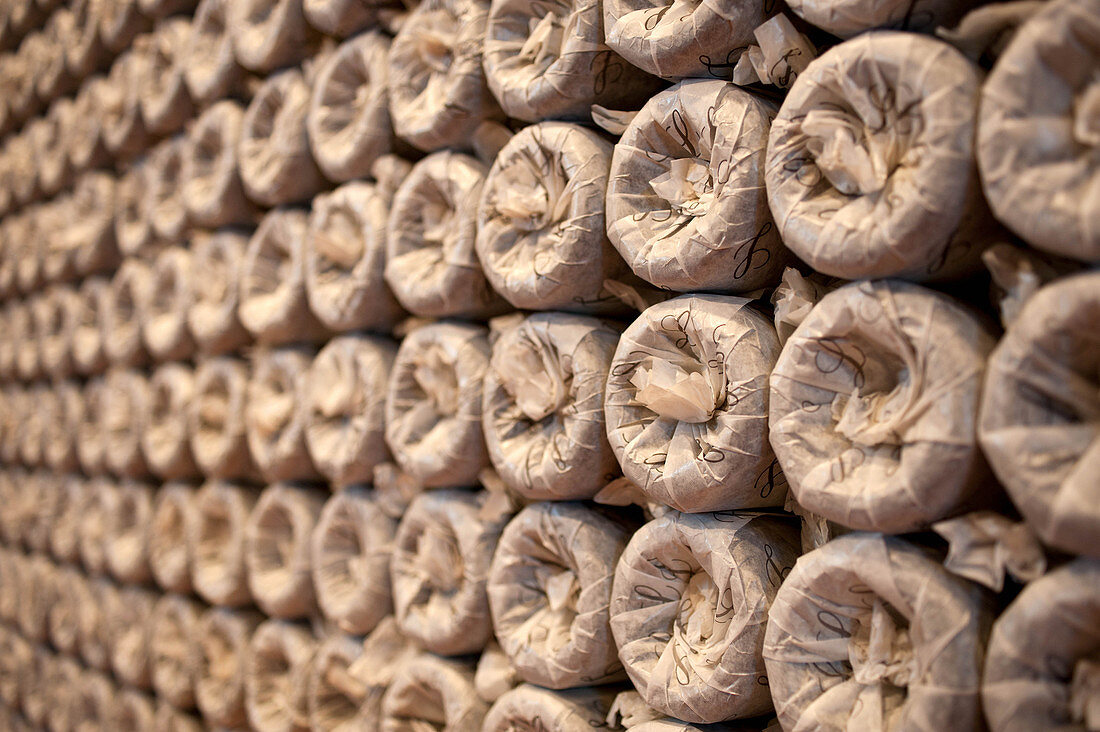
xmin=611 ymin=511 xmax=799 ymax=723
xmin=763 ymin=533 xmax=991 ymax=732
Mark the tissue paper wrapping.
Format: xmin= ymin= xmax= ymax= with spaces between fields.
xmin=304 ymin=334 xmax=397 ymax=487
xmin=977 ymin=0 xmax=1099 ymax=262
xmin=483 ymin=0 xmax=661 ymax=122
xmin=604 ymin=294 xmax=785 ymax=514
xmin=307 ymin=32 xmax=396 ymax=183
xmin=483 ymin=312 xmax=620 ymax=501
xmin=188 ymin=229 xmax=252 ymax=357
xmin=246 ymin=619 xmax=317 ymax=732
xmin=385 ymin=151 xmax=506 ymax=319
xmin=230 ymin=0 xmax=314 ymax=73
xmin=607 ymin=80 xmax=784 ymax=293
xmin=148 ymin=482 xmax=197 ymax=593
xmin=150 ymin=593 xmax=203 ymax=709
xmin=602 ymin=0 xmax=768 ymax=79
xmin=391 ymin=489 xmax=508 ymax=655
xmin=978 ymin=270 xmax=1100 ymax=558
xmin=195 ymin=606 xmax=263 ymax=729
xmin=103 ymin=259 xmax=150 ymax=367
xmin=770 ymin=280 xmax=996 ymax=534
xmin=307 ymin=175 xmax=408 ymax=332
xmin=982 ymin=558 xmax=1100 ymax=732
xmin=385 ymin=321 xmax=491 ymax=487
xmin=114 ymin=164 xmax=153 ymax=259
xmin=386 ymin=0 xmax=501 ymax=152
xmin=765 ymin=32 xmax=992 ymax=282
xmin=489 ymin=501 xmax=632 ymax=688
xmin=610 ymin=511 xmax=799 ymax=723
xmin=310 ymin=486 xmax=397 ymax=636
xmin=477 ymin=121 xmax=632 ymax=313
xmin=240 ymin=208 xmax=328 ymax=346
xmin=381 ymin=652 xmax=489 ymax=731
xmin=763 ymin=532 xmax=991 ymax=732
xmin=138 ymin=18 xmax=193 ymax=136
xmin=184 ymin=0 xmax=245 ymax=105
xmin=245 ymin=482 xmax=325 ymax=619
xmin=103 ymin=368 xmax=151 ymax=479
xmin=239 ymin=69 xmax=326 ymax=208
xmin=146 ymin=136 xmax=190 ymax=243
xmin=246 ymin=346 xmax=321 ymax=482
xmin=182 ymin=100 xmax=257 ymax=228
xmin=786 ymin=0 xmax=975 ymax=39
xmin=104 ymin=479 xmax=154 ymax=583
xmin=72 ymin=276 xmax=110 ymax=375
xmin=190 ymin=357 xmax=258 ymax=480
xmin=483 ymin=683 xmax=622 ymax=730
xmin=143 ymin=363 xmax=200 ymax=480
xmin=307 ymin=632 xmax=383 ymax=730
xmin=106 ymin=584 xmax=156 ymax=688
xmin=68 ymin=172 xmax=120 ymax=279
xmin=141 ymin=246 xmax=196 ymax=363
xmin=191 ymin=479 xmax=257 ymax=607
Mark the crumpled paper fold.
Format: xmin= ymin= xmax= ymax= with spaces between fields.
xmin=386 ymin=0 xmax=503 ymax=152
xmin=766 ymin=32 xmax=995 ymax=281
xmin=982 ymin=558 xmax=1100 ymax=732
xmin=763 ymin=532 xmax=991 ymax=732
xmin=605 ymin=294 xmax=785 ymax=514
xmin=484 ymin=683 xmax=624 ymax=730
xmin=978 ymin=271 xmax=1100 ymax=559
xmin=489 ymin=501 xmax=633 ymax=688
xmin=484 ymin=0 xmax=662 ymax=122
xmin=607 ymin=80 xmax=785 ymax=294
xmin=977 ymin=0 xmax=1100 ymax=262
xmin=391 ymin=488 xmax=512 ymax=655
xmin=245 ymin=483 xmax=326 ymax=619
xmin=770 ymin=280 xmax=997 ymax=534
xmin=310 ymin=487 xmax=398 ymax=636
xmin=603 ymin=0 xmax=770 ymax=79
xmin=385 ymin=321 xmax=492 ymax=487
xmin=483 ymin=312 xmax=621 ymax=500
xmin=385 ymin=151 xmax=507 ymax=318
xmin=381 ymin=652 xmax=489 ymax=731
xmin=611 ymin=511 xmax=800 ymax=723
xmin=245 ymin=619 xmax=317 ymax=732
xmin=477 ymin=121 xmax=635 ymax=313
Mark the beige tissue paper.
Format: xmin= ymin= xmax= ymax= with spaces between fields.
xmin=977 ymin=0 xmax=1100 ymax=262
xmin=385 ymin=322 xmax=492 ymax=487
xmin=978 ymin=270 xmax=1100 ymax=559
xmin=310 ymin=486 xmax=398 ymax=636
xmin=195 ymin=607 xmax=264 ymax=728
xmin=246 ymin=346 xmax=321 ymax=482
xmin=381 ymin=652 xmax=489 ymax=731
xmin=477 ymin=121 xmax=631 ymax=313
xmin=391 ymin=488 xmax=511 ymax=655
xmin=245 ymin=482 xmax=326 ymax=619
xmin=604 ymin=294 xmax=785 ymax=514
xmin=606 ymin=80 xmax=785 ymax=293
xmin=143 ymin=364 xmax=200 ymax=481
xmin=483 ymin=312 xmax=621 ymax=500
xmin=982 ymin=558 xmax=1100 ymax=732
xmin=489 ymin=501 xmax=633 ymax=688
xmin=764 ymin=532 xmax=991 ymax=732
xmin=385 ymin=150 xmax=508 ymax=319
xmin=483 ymin=0 xmax=661 ymax=122
xmin=611 ymin=511 xmax=799 ymax=723
xmin=306 ymin=164 xmax=410 ymax=332
xmin=787 ymin=0 xmax=977 ymax=39
xmin=307 ymin=32 xmax=397 ymax=183
xmin=245 ymin=619 xmax=317 ymax=732
xmin=484 ymin=683 xmax=623 ymax=730
xmin=182 ymin=100 xmax=258 ymax=228
xmin=766 ymin=32 xmax=994 ymax=282
xmin=304 ymin=334 xmax=397 ymax=487
xmin=770 ymin=280 xmax=997 ymax=534
xmin=603 ymin=0 xmax=770 ymax=79
xmin=386 ymin=0 xmax=502 ymax=152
